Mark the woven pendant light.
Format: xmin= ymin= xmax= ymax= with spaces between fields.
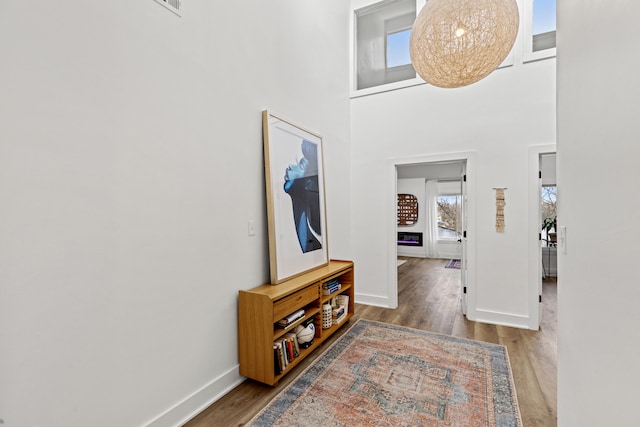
xmin=410 ymin=0 xmax=519 ymax=88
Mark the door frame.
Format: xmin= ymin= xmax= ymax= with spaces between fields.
xmin=527 ymin=144 xmax=556 ymax=330
xmin=388 ymin=151 xmax=476 ymax=317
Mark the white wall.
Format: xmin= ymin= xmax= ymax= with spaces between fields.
xmin=397 ymin=178 xmax=427 ymax=257
xmin=351 ymin=36 xmax=556 ymax=325
xmin=557 ymin=1 xmax=640 ymax=425
xmin=0 ymin=1 xmax=350 ymax=426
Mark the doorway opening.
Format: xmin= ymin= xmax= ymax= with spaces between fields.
xmin=528 ymin=144 xmax=557 ymax=329
xmin=391 ymin=153 xmax=474 ymax=317
xmin=540 ymin=153 xmax=557 ymax=281
xmin=539 ymin=152 xmax=558 ymax=330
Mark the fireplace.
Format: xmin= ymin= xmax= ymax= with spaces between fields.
xmin=397 ymin=231 xmax=423 ymax=247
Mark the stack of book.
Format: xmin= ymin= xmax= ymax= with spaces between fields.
xmin=273 ymin=333 xmax=300 ymax=375
xmin=333 ymin=294 xmax=349 ymax=325
xmin=335 ymin=294 xmax=349 ymax=308
xmin=276 ymin=308 xmax=305 ymax=329
xmin=322 ymin=279 xmax=341 ymax=295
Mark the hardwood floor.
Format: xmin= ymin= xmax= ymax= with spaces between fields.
xmin=185 ymin=258 xmax=557 ymax=427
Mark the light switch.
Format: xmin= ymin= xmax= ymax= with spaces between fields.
xmin=559 ymin=226 xmax=567 ymax=254
xmin=248 ymin=221 xmax=256 ymax=236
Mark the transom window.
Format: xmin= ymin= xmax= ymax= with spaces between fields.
xmin=524 ymin=0 xmax=556 ymax=61
xmin=353 ymin=0 xmax=417 ymax=95
xmin=533 ymin=0 xmax=556 ymax=52
xmin=352 ymin=0 xmax=556 ymax=95
xmin=386 ymin=28 xmax=412 ymax=68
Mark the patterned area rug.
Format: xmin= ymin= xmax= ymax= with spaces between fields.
xmin=445 ymin=259 xmax=461 ymax=269
xmin=247 ymin=320 xmax=521 ymax=427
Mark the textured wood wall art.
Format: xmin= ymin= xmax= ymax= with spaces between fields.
xmin=398 ymin=194 xmax=418 ymax=225
xmin=495 ymin=188 xmax=506 ymax=232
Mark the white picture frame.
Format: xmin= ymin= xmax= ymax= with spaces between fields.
xmin=262 ymin=111 xmax=329 ymax=284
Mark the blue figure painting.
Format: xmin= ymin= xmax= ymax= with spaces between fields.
xmin=283 ymin=140 xmax=322 ymax=253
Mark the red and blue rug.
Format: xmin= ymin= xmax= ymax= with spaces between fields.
xmin=247 ymin=319 xmax=521 ymax=426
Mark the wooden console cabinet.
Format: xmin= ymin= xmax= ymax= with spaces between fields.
xmin=238 ymin=260 xmax=354 ymax=386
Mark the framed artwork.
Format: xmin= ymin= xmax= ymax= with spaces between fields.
xmin=262 ymin=111 xmax=329 ymax=284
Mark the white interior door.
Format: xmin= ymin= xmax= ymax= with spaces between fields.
xmin=538 ymin=152 xmax=557 ymax=325
xmin=460 ymin=163 xmax=468 ymax=315
xmin=538 ymin=156 xmax=543 ymax=323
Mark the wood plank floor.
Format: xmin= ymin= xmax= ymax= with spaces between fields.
xmin=185 ymin=257 xmax=557 ymax=427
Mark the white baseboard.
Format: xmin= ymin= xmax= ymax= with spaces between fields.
xmin=437 ymin=250 xmax=462 ymax=260
xmin=470 ymin=308 xmax=533 ymax=330
xmin=145 ymin=365 xmax=244 ymax=427
xmin=397 ymin=250 xmax=427 ymax=258
xmin=355 ymin=292 xmax=392 ymax=308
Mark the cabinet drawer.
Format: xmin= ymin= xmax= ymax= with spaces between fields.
xmin=273 ymin=285 xmax=319 ymax=322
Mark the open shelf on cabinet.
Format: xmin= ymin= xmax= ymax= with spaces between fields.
xmin=238 ymin=260 xmax=354 ymax=386
xmin=273 ymin=306 xmax=320 ymax=341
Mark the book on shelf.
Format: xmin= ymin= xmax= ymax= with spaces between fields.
xmin=286 ymin=338 xmax=294 ymax=361
xmin=273 ymin=342 xmax=284 ymax=374
xmin=324 ymin=278 xmax=340 ymax=287
xmin=322 ymin=279 xmax=340 ymax=293
xmin=274 ymin=332 xmax=303 ymax=374
xmin=332 ymin=306 xmax=345 ymax=320
xmin=335 ymin=294 xmax=349 ymax=308
xmin=273 ymin=344 xmax=280 ymax=374
xmin=331 ymin=302 xmax=348 ymax=325
xmin=276 ymin=308 xmax=305 ymax=328
xmin=275 ymin=339 xmax=287 ymax=371
xmin=322 ymin=284 xmax=341 ymax=295
xmin=284 ymin=332 xmax=300 ymax=357
xmin=333 ymin=310 xmax=348 ymax=325
xmin=274 ymin=347 xmax=280 ymax=374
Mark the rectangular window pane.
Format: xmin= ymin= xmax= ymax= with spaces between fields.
xmin=532 ymin=0 xmax=556 ymax=51
xmin=437 ymin=195 xmax=461 ymax=240
xmin=355 ymin=0 xmax=416 ymax=90
xmin=541 ymin=186 xmax=557 ymax=247
xmin=533 ymin=0 xmax=556 ymax=35
xmin=387 ymin=29 xmax=412 ymax=68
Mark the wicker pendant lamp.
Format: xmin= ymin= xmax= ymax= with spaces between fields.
xmin=409 ymin=0 xmax=519 ymax=88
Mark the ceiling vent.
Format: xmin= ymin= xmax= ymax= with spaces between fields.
xmin=153 ymin=0 xmax=181 ymax=16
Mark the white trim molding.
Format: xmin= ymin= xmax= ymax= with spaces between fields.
xmin=388 ymin=151 xmax=477 ymax=319
xmin=528 ymin=143 xmax=556 ymax=330
xmin=473 ymin=309 xmax=532 ymax=330
xmin=145 ymin=365 xmax=243 ymax=427
xmin=355 ymin=292 xmax=395 ymax=308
